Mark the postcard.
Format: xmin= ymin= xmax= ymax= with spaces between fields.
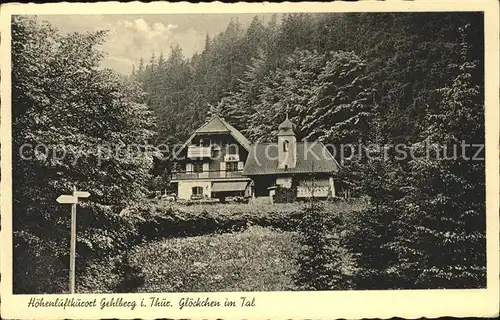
xmin=1 ymin=1 xmax=499 ymax=319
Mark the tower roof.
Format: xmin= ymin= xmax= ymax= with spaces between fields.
xmin=278 ymin=114 xmax=295 ymax=135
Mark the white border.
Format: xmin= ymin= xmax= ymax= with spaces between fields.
xmin=1 ymin=1 xmax=499 ymax=319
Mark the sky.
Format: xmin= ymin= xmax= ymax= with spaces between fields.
xmin=39 ymin=14 xmax=278 ymax=75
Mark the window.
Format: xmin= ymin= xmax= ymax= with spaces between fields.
xmin=212 ymin=148 xmax=220 ymax=158
xmin=226 ymin=161 xmax=238 ymax=172
xmin=283 ymin=140 xmax=289 ymax=152
xmin=192 ymin=186 xmax=203 ymax=195
xmin=193 ymin=162 xmax=203 ymax=172
xmin=228 ymin=144 xmax=237 ymax=155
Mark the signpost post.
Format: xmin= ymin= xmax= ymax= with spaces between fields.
xmin=56 ymin=186 xmax=90 ymax=294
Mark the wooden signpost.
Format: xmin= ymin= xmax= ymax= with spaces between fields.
xmin=56 ymin=186 xmax=90 ymax=294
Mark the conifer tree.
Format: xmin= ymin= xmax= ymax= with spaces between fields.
xmin=398 ymin=24 xmax=485 ymax=288
xmin=295 ymin=200 xmax=345 ymax=290
xmin=346 ymin=24 xmax=485 ymax=289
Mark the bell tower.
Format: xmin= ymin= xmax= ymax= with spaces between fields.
xmin=277 ymin=114 xmax=297 ymax=170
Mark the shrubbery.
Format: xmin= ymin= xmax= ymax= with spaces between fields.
xmin=120 ymin=199 xmax=368 ymax=243
xmin=273 ymin=187 xmax=297 ymax=203
xmin=13 ymin=197 xmax=365 ymax=293
xmin=294 ymin=201 xmax=353 ymax=290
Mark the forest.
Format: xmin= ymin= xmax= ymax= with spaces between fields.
xmin=11 ymin=12 xmax=486 ymax=293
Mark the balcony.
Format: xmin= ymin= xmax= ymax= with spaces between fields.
xmin=171 ymin=170 xmax=245 ymax=181
xmin=187 ymin=145 xmax=212 ymax=158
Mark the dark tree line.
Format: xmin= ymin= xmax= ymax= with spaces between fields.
xmin=134 ymin=13 xmax=483 ymax=144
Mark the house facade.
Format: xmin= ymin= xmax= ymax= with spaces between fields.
xmin=171 ymin=114 xmax=340 ymax=202
xmin=170 ymin=115 xmax=252 ymax=201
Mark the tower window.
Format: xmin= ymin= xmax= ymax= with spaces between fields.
xmin=283 ymin=140 xmax=289 ymax=152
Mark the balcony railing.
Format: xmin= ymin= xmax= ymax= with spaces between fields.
xmin=171 ymin=170 xmax=245 ymax=180
xmin=187 ymin=146 xmax=212 ymax=158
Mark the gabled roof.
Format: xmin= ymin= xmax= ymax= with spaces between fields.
xmin=195 ymin=116 xmax=231 ymax=133
xmin=174 ymin=115 xmax=252 ymax=159
xmin=207 ymin=115 xmax=252 ymax=151
xmin=243 ymin=142 xmax=340 ymax=176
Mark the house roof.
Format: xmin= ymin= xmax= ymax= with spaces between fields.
xmin=195 ymin=116 xmax=231 ymax=133
xmin=209 ymin=116 xmax=252 ymax=151
xmin=243 ymin=142 xmax=341 ymax=176
xmin=174 ymin=115 xmax=252 ymax=159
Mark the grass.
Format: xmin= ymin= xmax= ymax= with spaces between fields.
xmin=129 ymin=226 xmax=301 ymax=292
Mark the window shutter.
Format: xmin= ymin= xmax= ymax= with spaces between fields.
xmin=203 ymin=163 xmax=209 ymax=172
xmin=238 ymin=161 xmax=244 ymax=170
xmin=186 ymin=163 xmax=193 ymax=172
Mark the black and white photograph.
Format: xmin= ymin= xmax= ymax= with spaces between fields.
xmin=1 ymin=1 xmax=499 ymax=319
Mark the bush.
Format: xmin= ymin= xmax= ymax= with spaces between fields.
xmin=120 ymin=198 xmax=369 ymax=243
xmin=273 ymin=187 xmax=297 ymax=203
xmin=294 ymin=201 xmax=347 ymax=290
xmin=13 ymin=197 xmax=367 ymax=294
xmin=13 ymin=231 xmax=67 ymax=294
xmin=13 ymin=203 xmax=147 ymax=294
xmin=342 ymin=204 xmax=402 ymax=289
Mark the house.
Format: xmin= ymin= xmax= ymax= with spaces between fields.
xmin=170 ymin=115 xmax=252 ymax=201
xmin=243 ymin=115 xmax=340 ymax=202
xmin=170 ymin=114 xmax=340 ymax=203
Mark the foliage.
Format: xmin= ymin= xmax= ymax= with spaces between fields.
xmin=12 ymin=16 xmax=156 ymax=293
xmin=215 ymin=49 xmax=374 ymax=148
xmin=346 ymin=24 xmax=486 ymax=289
xmin=120 ymin=198 xmax=368 ymax=243
xmin=12 ymin=231 xmax=68 ymax=293
xmin=295 ymin=201 xmax=349 ymax=290
xmin=134 ymin=12 xmax=482 ymax=145
xmin=273 ymin=187 xmax=297 ymax=203
xmin=398 ymin=25 xmax=485 ymax=287
xmin=86 ymin=199 xmax=363 ymax=292
xmin=129 ymin=226 xmax=300 ymax=292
